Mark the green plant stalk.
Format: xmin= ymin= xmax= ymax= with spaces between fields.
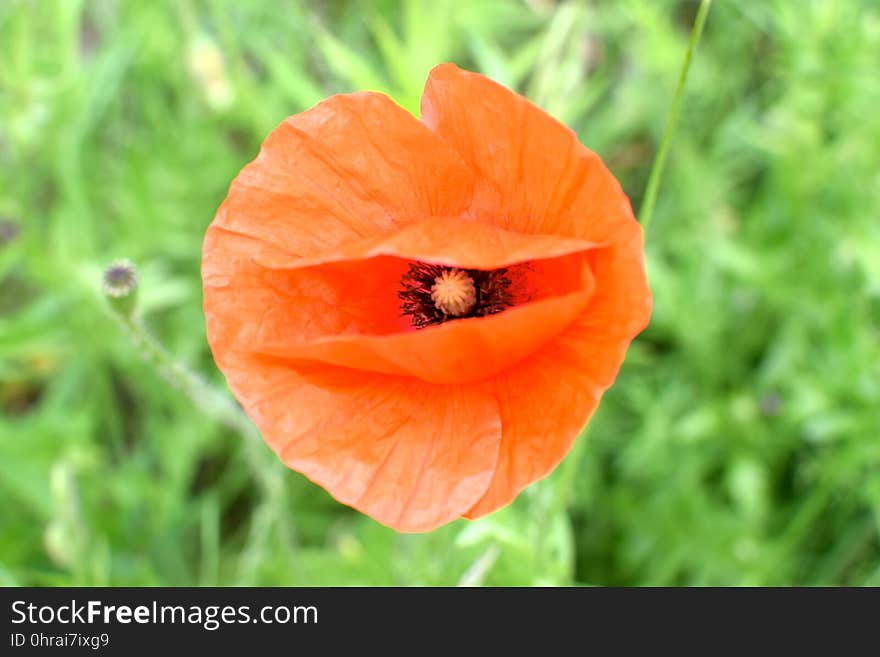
xmin=109 ymin=307 xmax=296 ymax=578
xmin=638 ymin=0 xmax=712 ymax=231
xmin=115 ymin=313 xmax=258 ymax=441
xmin=551 ymin=0 xmax=713 ymax=525
xmin=111 ymin=310 xmax=268 ymax=472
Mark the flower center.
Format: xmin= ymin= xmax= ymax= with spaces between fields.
xmin=430 ymin=269 xmax=476 ymax=316
xmin=399 ymin=262 xmax=514 ymax=329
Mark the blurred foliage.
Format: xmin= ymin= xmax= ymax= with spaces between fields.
xmin=1 ymin=0 xmax=879 ymax=586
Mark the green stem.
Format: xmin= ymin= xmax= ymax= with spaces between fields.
xmin=112 ymin=311 xmax=280 ymax=482
xmin=639 ymin=0 xmax=712 ymax=231
xmin=547 ymin=0 xmax=714 ymax=551
xmin=115 ymin=313 xmax=258 ymax=441
xmin=109 ymin=308 xmax=296 ymax=578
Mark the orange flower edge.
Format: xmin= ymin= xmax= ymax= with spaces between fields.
xmin=202 ymin=63 xmax=652 ymax=532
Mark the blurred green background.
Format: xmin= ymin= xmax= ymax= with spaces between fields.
xmin=2 ymin=0 xmax=879 ymax=586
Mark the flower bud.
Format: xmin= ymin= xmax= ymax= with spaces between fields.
xmin=0 ymin=219 xmax=19 ymax=247
xmin=102 ymin=259 xmax=138 ymax=316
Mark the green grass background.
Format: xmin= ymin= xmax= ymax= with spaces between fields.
xmin=2 ymin=0 xmax=879 ymax=586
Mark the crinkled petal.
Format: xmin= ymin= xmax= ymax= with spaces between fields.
xmin=248 ymin=216 xmax=601 ymax=270
xmin=204 ymin=89 xmax=475 ymax=278
xmin=421 ymin=63 xmax=635 ymax=245
xmin=466 ymin=221 xmax=651 ymax=518
xmin=219 ymin=357 xmax=501 ymax=533
xmin=419 ymin=64 xmax=651 ymax=516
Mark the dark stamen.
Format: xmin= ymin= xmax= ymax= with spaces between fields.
xmin=399 ymin=262 xmax=513 ymax=329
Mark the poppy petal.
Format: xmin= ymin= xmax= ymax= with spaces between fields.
xmin=465 ymin=222 xmax=651 ymax=518
xmin=420 ymin=63 xmax=651 ymax=518
xmin=205 ymin=89 xmax=474 ymax=271
xmin=247 ymin=216 xmax=600 ymax=270
xmin=421 ymin=63 xmax=633 ymax=244
xmin=218 ymin=357 xmax=501 ymax=532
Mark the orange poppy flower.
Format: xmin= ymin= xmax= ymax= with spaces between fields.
xmin=202 ymin=63 xmax=651 ymax=532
